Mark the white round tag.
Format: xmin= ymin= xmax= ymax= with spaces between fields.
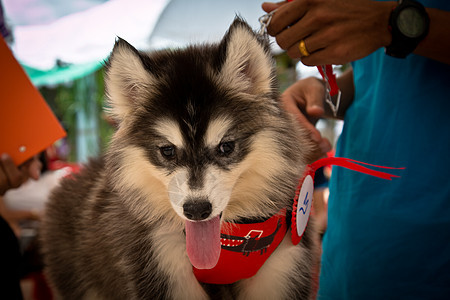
xmin=296 ymin=175 xmax=314 ymax=237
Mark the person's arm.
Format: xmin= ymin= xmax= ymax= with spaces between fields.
xmin=262 ymin=0 xmax=450 ymax=65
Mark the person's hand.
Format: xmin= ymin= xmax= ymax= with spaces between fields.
xmin=281 ymin=77 xmax=331 ymax=155
xmin=0 ymin=154 xmax=42 ymax=195
xmin=262 ymin=0 xmax=395 ymax=65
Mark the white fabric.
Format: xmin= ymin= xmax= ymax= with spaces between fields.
xmin=6 ymin=0 xmax=170 ymax=70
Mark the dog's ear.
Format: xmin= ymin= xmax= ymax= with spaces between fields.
xmin=104 ymin=38 xmax=153 ymax=122
xmin=217 ymin=17 xmax=275 ymax=96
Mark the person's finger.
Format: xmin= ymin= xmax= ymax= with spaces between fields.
xmin=318 ymin=138 xmax=332 ymax=156
xmin=282 ymin=95 xmax=323 ymax=143
xmin=300 ymin=47 xmax=349 ymax=67
xmin=283 ymin=77 xmax=326 ymax=118
xmin=285 ymin=34 xmax=326 ymax=60
xmin=306 ymin=102 xmax=325 ymax=119
xmin=303 ymin=79 xmax=326 ymax=118
xmin=23 ymin=156 xmax=42 ymax=180
xmin=0 ymin=153 xmax=23 ymax=189
xmin=261 ymin=1 xmax=286 ymax=13
xmin=272 ymin=9 xmax=320 ymax=52
xmin=266 ymin=1 xmax=306 ymax=36
xmin=291 ymin=78 xmax=326 ymax=119
xmin=0 ymin=166 xmax=8 ymax=195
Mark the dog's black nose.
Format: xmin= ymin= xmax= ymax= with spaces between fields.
xmin=183 ymin=200 xmax=212 ymax=221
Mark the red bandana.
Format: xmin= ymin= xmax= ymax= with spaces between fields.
xmin=193 ymin=157 xmax=403 ymax=284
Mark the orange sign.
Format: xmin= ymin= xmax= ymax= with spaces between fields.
xmin=0 ymin=36 xmax=66 ymax=166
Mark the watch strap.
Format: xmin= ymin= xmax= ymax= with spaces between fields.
xmin=385 ymin=0 xmax=430 ymax=58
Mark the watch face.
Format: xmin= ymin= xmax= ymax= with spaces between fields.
xmin=397 ymin=7 xmax=426 ymax=38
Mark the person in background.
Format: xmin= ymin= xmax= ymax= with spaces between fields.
xmin=0 ymin=154 xmax=41 ymax=300
xmin=262 ymin=0 xmax=450 ymax=299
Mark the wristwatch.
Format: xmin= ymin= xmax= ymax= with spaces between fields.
xmin=385 ymin=0 xmax=430 ymax=58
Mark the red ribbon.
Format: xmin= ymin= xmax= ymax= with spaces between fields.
xmin=291 ymin=157 xmax=404 ymax=245
xmin=308 ymin=157 xmax=403 ymax=180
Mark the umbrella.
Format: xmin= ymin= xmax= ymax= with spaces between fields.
xmin=4 ymin=0 xmax=275 ymax=78
xmin=148 ymin=0 xmax=275 ymax=50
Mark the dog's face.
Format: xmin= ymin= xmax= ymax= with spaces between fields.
xmin=104 ymin=19 xmax=314 ymax=268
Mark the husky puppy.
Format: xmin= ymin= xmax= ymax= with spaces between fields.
xmin=41 ymin=18 xmax=319 ymax=299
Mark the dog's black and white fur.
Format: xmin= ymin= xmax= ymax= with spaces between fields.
xmin=41 ymin=18 xmax=319 ymax=299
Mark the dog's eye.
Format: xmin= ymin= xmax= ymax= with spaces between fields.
xmin=218 ymin=141 xmax=235 ymax=155
xmin=160 ymin=145 xmax=176 ymax=159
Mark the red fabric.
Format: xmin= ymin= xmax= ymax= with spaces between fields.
xmin=194 ymin=209 xmax=288 ymax=284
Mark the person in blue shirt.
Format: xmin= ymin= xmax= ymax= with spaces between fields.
xmin=263 ymin=0 xmax=450 ymax=299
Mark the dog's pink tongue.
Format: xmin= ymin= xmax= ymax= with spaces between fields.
xmin=185 ymin=215 xmax=221 ymax=269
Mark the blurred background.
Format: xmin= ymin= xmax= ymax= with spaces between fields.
xmin=3 ymin=0 xmax=343 ymax=163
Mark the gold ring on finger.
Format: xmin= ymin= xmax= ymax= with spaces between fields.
xmin=299 ymin=39 xmax=310 ymax=57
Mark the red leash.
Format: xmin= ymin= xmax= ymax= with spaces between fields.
xmin=317 ymin=65 xmax=340 ymax=98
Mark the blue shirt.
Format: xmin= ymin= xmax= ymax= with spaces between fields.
xmin=318 ymin=3 xmax=450 ymax=299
